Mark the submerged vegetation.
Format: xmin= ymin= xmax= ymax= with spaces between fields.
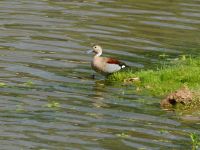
xmin=107 ymin=57 xmax=200 ymax=116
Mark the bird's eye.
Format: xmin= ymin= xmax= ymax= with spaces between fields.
xmin=94 ymin=47 xmax=96 ymax=48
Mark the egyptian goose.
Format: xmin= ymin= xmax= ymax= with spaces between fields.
xmin=87 ymin=45 xmax=127 ymax=76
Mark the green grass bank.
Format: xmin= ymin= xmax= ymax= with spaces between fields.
xmin=107 ymin=57 xmax=200 ymax=116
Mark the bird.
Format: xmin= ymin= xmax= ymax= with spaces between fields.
xmin=87 ymin=45 xmax=127 ymax=76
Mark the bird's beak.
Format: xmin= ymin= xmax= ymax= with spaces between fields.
xmin=86 ymin=49 xmax=93 ymax=54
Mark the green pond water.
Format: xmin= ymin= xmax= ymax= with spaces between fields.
xmin=0 ymin=0 xmax=200 ymax=149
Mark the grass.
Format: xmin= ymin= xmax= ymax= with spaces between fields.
xmin=107 ymin=57 xmax=200 ymax=96
xmin=107 ymin=57 xmax=200 ymax=116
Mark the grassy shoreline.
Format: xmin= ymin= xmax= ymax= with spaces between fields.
xmin=107 ymin=57 xmax=200 ymax=116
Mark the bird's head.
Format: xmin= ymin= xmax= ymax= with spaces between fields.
xmin=87 ymin=45 xmax=102 ymax=56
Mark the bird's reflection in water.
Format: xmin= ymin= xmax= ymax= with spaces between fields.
xmin=90 ymin=79 xmax=110 ymax=109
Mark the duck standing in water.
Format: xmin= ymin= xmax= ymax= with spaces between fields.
xmin=87 ymin=45 xmax=127 ymax=76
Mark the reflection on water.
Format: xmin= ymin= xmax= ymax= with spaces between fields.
xmin=0 ymin=0 xmax=200 ymax=149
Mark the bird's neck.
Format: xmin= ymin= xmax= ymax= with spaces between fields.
xmin=95 ymin=52 xmax=102 ymax=57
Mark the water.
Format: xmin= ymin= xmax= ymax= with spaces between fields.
xmin=0 ymin=0 xmax=200 ymax=149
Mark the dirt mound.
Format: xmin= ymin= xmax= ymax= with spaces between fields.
xmin=161 ymin=87 xmax=193 ymax=108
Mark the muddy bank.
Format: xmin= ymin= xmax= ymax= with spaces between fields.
xmin=161 ymin=87 xmax=193 ymax=108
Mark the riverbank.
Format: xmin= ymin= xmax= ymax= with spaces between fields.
xmin=107 ymin=57 xmax=200 ymax=116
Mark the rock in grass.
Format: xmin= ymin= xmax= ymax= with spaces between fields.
xmin=123 ymin=77 xmax=140 ymax=85
xmin=161 ymin=86 xmax=193 ymax=108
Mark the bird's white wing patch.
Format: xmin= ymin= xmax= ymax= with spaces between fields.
xmin=105 ymin=64 xmax=121 ymax=73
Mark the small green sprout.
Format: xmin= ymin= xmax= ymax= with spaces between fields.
xmin=86 ymin=113 xmax=99 ymax=117
xmin=159 ymin=129 xmax=169 ymax=134
xmin=190 ymin=132 xmax=200 ymax=150
xmin=116 ymin=132 xmax=130 ymax=138
xmin=16 ymin=104 xmax=25 ymax=112
xmin=46 ymin=101 xmax=60 ymax=109
xmin=20 ymin=80 xmax=34 ymax=87
xmin=180 ymin=55 xmax=187 ymax=60
xmin=159 ymin=53 xmax=169 ymax=58
xmin=23 ymin=80 xmax=34 ymax=87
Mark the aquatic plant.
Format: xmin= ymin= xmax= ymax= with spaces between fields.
xmin=190 ymin=133 xmax=200 ymax=150
xmin=21 ymin=80 xmax=34 ymax=87
xmin=0 ymin=82 xmax=6 ymax=87
xmin=116 ymin=132 xmax=130 ymax=138
xmin=16 ymin=104 xmax=26 ymax=112
xmin=46 ymin=101 xmax=60 ymax=109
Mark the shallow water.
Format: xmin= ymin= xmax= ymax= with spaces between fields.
xmin=0 ymin=0 xmax=200 ymax=149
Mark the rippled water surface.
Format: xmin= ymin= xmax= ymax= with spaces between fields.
xmin=0 ymin=0 xmax=200 ymax=149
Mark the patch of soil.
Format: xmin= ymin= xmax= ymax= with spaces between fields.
xmin=161 ymin=87 xmax=193 ymax=108
xmin=123 ymin=77 xmax=140 ymax=85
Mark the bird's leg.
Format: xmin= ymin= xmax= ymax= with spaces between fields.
xmin=91 ymin=74 xmax=95 ymax=79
